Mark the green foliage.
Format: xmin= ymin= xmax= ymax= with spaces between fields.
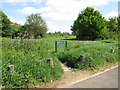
xmin=0 ymin=10 xmax=24 ymax=38
xmin=71 ymin=7 xmax=107 ymax=40
xmin=1 ymin=9 xmax=118 ymax=40
xmin=107 ymin=17 xmax=119 ymax=40
xmin=24 ymin=13 xmax=47 ymax=38
xmin=55 ymin=40 xmax=118 ymax=70
xmin=9 ymin=23 xmax=24 ymax=39
xmin=45 ymin=32 xmax=72 ymax=38
xmin=2 ymin=39 xmax=63 ymax=88
xmin=108 ymin=17 xmax=118 ymax=32
xmin=0 ymin=10 xmax=11 ymax=37
xmin=2 ymin=27 xmax=119 ymax=88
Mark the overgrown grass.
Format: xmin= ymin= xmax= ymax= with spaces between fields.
xmin=0 ymin=37 xmax=2 ymax=89
xmin=2 ymin=39 xmax=63 ymax=88
xmin=55 ymin=40 xmax=118 ymax=70
xmin=2 ymin=36 xmax=119 ymax=88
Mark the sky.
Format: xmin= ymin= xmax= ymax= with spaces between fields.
xmin=0 ymin=0 xmax=119 ymax=33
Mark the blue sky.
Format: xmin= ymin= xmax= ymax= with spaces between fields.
xmin=1 ymin=0 xmax=119 ymax=33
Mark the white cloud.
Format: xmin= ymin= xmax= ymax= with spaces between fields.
xmin=105 ymin=11 xmax=118 ymax=20
xmin=42 ymin=12 xmax=76 ymax=21
xmin=17 ymin=7 xmax=50 ymax=15
xmin=2 ymin=0 xmax=119 ymax=3
xmin=1 ymin=0 xmax=42 ymax=4
xmin=45 ymin=0 xmax=108 ymax=13
xmin=107 ymin=0 xmax=119 ymax=2
xmin=46 ymin=21 xmax=71 ymax=33
xmin=18 ymin=0 xmax=112 ymax=21
xmin=8 ymin=16 xmax=25 ymax=25
xmin=18 ymin=7 xmax=41 ymax=15
xmin=16 ymin=0 xmax=118 ymax=33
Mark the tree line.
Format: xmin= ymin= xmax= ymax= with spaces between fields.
xmin=1 ymin=7 xmax=119 ymax=40
xmin=0 ymin=10 xmax=71 ymax=39
xmin=0 ymin=11 xmax=48 ymax=39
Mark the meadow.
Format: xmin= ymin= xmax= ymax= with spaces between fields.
xmin=2 ymin=36 xmax=119 ymax=88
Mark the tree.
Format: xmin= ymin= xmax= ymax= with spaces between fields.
xmin=71 ymin=7 xmax=107 ymax=40
xmin=107 ymin=17 xmax=118 ymax=39
xmin=24 ymin=13 xmax=47 ymax=38
xmin=107 ymin=17 xmax=118 ymax=32
xmin=9 ymin=23 xmax=23 ymax=38
xmin=0 ymin=10 xmax=11 ymax=37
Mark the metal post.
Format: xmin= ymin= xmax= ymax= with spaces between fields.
xmin=65 ymin=41 xmax=67 ymax=50
xmin=55 ymin=41 xmax=57 ymax=52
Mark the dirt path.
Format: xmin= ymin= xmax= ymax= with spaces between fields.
xmin=33 ymin=62 xmax=118 ymax=88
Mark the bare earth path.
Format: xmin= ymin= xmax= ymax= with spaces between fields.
xmin=33 ymin=62 xmax=118 ymax=88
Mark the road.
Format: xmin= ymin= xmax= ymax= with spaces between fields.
xmin=68 ymin=66 xmax=118 ymax=88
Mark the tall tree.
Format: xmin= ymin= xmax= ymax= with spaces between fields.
xmin=71 ymin=7 xmax=107 ymax=40
xmin=9 ymin=23 xmax=23 ymax=38
xmin=24 ymin=13 xmax=47 ymax=38
xmin=0 ymin=10 xmax=11 ymax=37
xmin=118 ymin=16 xmax=120 ymax=40
xmin=107 ymin=17 xmax=118 ymax=32
xmin=107 ymin=17 xmax=118 ymax=39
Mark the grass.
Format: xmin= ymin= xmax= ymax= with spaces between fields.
xmin=55 ymin=41 xmax=118 ymax=70
xmin=2 ymin=38 xmax=63 ymax=88
xmin=2 ymin=36 xmax=119 ymax=88
xmin=0 ymin=37 xmax=2 ymax=89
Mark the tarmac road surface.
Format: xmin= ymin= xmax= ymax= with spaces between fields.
xmin=68 ymin=66 xmax=118 ymax=88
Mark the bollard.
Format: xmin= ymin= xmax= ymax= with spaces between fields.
xmin=7 ymin=65 xmax=15 ymax=72
xmin=110 ymin=48 xmax=114 ymax=53
xmin=47 ymin=58 xmax=54 ymax=68
xmin=79 ymin=54 xmax=85 ymax=62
